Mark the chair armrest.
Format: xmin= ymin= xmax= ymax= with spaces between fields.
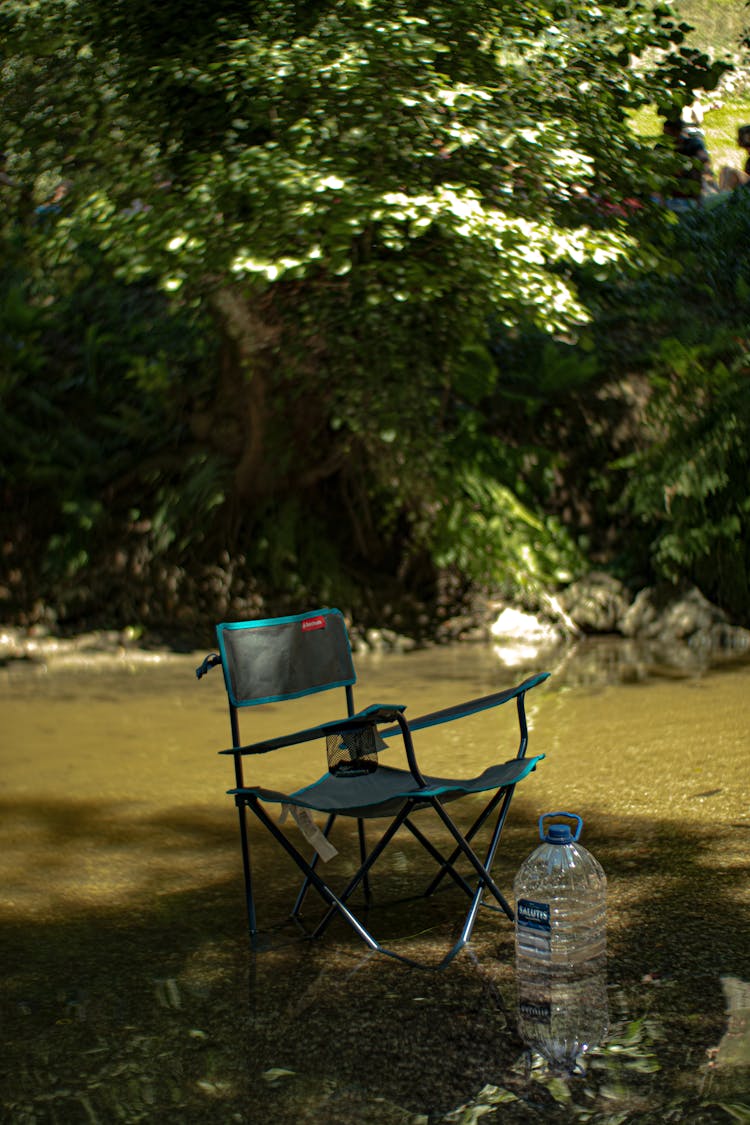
xmin=377 ymin=672 xmax=549 ymax=785
xmin=379 ymin=672 xmax=550 ymax=739
xmin=218 ymin=703 xmax=407 ymax=756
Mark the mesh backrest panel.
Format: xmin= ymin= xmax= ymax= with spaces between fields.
xmin=217 ymin=609 xmax=355 ymax=706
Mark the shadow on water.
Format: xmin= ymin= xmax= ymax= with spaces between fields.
xmin=1 ymin=792 xmax=749 ymax=1124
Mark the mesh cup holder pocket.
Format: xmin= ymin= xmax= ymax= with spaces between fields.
xmin=327 ymin=725 xmax=380 ymax=777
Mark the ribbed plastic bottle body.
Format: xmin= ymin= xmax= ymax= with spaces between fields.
xmin=513 ymin=840 xmax=607 ymax=973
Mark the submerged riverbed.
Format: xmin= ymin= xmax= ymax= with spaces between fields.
xmin=1 ymin=638 xmax=749 ymax=1123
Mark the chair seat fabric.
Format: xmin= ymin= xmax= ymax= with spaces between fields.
xmin=230 ymin=754 xmax=544 ymax=819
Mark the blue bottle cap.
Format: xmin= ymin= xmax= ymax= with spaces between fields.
xmin=546 ymin=823 xmax=572 ymax=844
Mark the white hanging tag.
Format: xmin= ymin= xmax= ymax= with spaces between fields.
xmin=290 ymin=806 xmax=338 ymax=862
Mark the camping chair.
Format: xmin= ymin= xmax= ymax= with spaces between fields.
xmin=196 ymin=607 xmax=549 ymax=968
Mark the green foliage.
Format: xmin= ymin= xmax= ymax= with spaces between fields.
xmin=429 ymin=469 xmax=584 ymax=592
xmin=0 ymin=0 xmax=743 ymax=629
xmin=0 ymin=227 xmax=219 ymax=595
xmin=615 ymin=191 xmax=750 ymax=622
xmin=491 ymin=329 xmax=601 ymax=415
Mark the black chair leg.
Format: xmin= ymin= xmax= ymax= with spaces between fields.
xmin=402 ymin=817 xmax=476 ymax=899
xmin=456 ymin=785 xmax=517 ymax=949
xmin=292 ymin=813 xmax=337 ymax=918
xmin=357 ymin=818 xmax=372 ymax=902
xmin=429 ymin=798 xmax=514 ymax=919
xmin=247 ymin=798 xmax=382 ymax=952
xmin=310 ymin=806 xmax=412 ymax=939
xmin=423 ymin=787 xmax=506 ymax=897
xmin=236 ymin=799 xmax=259 ymax=948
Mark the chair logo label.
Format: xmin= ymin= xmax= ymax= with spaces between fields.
xmin=517 ymin=899 xmax=551 ymax=932
xmin=301 ymin=616 xmax=326 ymax=632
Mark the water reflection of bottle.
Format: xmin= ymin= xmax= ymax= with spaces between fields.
xmin=516 ymin=963 xmax=609 ymax=1071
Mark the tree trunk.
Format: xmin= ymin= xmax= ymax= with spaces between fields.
xmin=201 ymin=286 xmax=280 ymax=509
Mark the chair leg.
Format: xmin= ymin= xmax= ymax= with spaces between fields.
xmin=237 ymin=788 xmax=518 ymax=967
xmin=310 ymin=806 xmax=412 ymax=939
xmin=246 ymin=797 xmax=382 ymax=952
xmin=402 ymin=817 xmax=476 ymax=899
xmin=292 ymin=813 xmax=337 ymax=919
xmin=428 ymin=797 xmax=514 ymax=920
xmin=357 ymin=818 xmax=372 ymax=902
xmin=454 ymin=785 xmax=517 ymax=950
xmin=418 ymin=791 xmax=518 ymax=969
xmin=423 ymin=787 xmax=505 ymax=897
xmin=236 ymin=799 xmax=259 ymax=949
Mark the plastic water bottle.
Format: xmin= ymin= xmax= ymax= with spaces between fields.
xmin=513 ymin=811 xmax=607 ymax=974
xmin=514 ymin=812 xmax=608 ymax=1070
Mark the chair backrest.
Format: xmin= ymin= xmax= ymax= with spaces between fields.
xmin=216 ymin=608 xmax=356 ymax=708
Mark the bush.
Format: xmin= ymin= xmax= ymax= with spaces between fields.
xmin=616 ymin=189 xmax=750 ymax=624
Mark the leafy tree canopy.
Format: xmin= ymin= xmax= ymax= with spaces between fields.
xmin=5 ymin=0 xmax=725 ymax=307
xmin=0 ymin=0 xmax=735 ymax=621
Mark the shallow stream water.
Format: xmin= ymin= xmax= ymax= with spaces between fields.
xmin=1 ymin=637 xmax=749 ymax=1123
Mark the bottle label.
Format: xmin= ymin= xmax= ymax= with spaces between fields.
xmin=519 ymin=998 xmax=551 ymax=1025
xmin=517 ymin=899 xmax=551 ymax=933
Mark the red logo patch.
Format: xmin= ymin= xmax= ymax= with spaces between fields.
xmin=301 ymin=616 xmax=326 ymax=632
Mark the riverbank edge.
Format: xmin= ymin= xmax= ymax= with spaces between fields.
xmin=2 ymin=571 xmax=749 ymax=669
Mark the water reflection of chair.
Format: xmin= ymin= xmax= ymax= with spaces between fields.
xmin=196 ymin=608 xmax=549 ymax=968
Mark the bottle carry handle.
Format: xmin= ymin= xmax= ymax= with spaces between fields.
xmin=539 ymin=811 xmax=583 ymax=841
